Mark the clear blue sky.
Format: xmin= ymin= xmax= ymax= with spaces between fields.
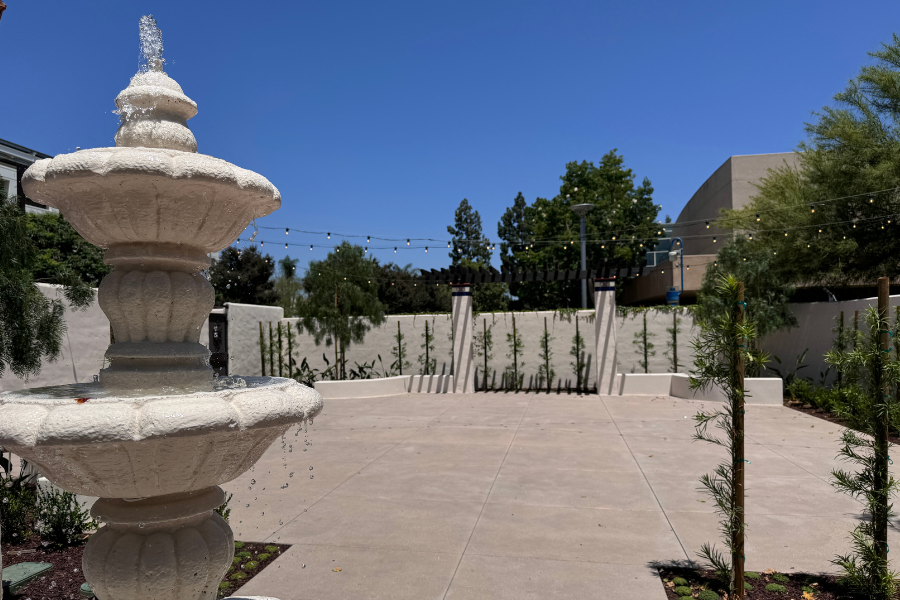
xmin=2 ymin=1 xmax=897 ymax=273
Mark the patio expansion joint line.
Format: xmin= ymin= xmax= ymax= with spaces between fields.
xmin=440 ymin=391 xmax=537 ymax=600
xmin=265 ymin=393 xmax=472 ymax=542
xmin=599 ymin=395 xmax=698 ymax=568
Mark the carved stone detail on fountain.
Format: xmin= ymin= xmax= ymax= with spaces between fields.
xmin=0 ymin=16 xmax=319 ymax=600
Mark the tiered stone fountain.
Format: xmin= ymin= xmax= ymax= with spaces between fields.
xmin=0 ymin=16 xmax=321 ymax=600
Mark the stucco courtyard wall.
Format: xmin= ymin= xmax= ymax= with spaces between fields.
xmin=0 ymin=283 xmax=109 ymax=393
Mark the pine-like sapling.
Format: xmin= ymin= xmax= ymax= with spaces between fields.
xmin=475 ymin=318 xmax=494 ymax=390
xmin=632 ymin=311 xmax=656 ymax=373
xmin=690 ymin=275 xmax=767 ymax=600
xmin=418 ymin=320 xmax=436 ymax=375
xmin=391 ymin=321 xmax=410 ymax=375
xmin=664 ymin=309 xmax=682 ymax=373
xmin=505 ymin=314 xmax=525 ymax=390
xmin=570 ymin=316 xmax=586 ymax=391
xmin=825 ymin=280 xmax=900 ymax=600
xmin=538 ymin=316 xmax=555 ymax=393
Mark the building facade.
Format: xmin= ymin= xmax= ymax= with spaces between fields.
xmin=0 ymin=137 xmax=56 ymax=213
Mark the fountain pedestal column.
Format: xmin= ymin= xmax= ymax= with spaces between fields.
xmin=84 ymin=487 xmax=233 ymax=600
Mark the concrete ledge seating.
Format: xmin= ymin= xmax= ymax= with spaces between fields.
xmin=619 ymin=372 xmax=783 ymax=405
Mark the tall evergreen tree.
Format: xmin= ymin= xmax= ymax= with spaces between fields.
xmin=274 ymin=255 xmax=303 ymax=317
xmin=448 ymin=198 xmax=492 ymax=266
xmin=209 ymin=245 xmax=278 ymax=306
xmin=497 ymin=151 xmax=659 ymax=309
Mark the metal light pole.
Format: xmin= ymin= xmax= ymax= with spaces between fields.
xmin=667 ymin=237 xmax=684 ymax=305
xmin=571 ymin=203 xmax=594 ymax=308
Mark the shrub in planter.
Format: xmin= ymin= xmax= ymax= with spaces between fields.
xmin=234 ymin=541 xmax=245 ymax=549
xmin=672 ymin=577 xmax=688 ymax=586
xmin=264 ymin=545 xmax=279 ymax=553
xmin=744 ymin=571 xmax=760 ymax=579
xmin=674 ymin=585 xmax=693 ymax=596
xmin=772 ymin=573 xmax=789 ymax=582
xmin=698 ymin=590 xmax=720 ymax=600
xmin=230 ymin=571 xmax=247 ymax=581
xmin=0 ymin=475 xmax=37 ymax=542
xmin=236 ymin=551 xmax=252 ymax=559
xmin=765 ymin=583 xmax=787 ymax=592
xmin=243 ymin=560 xmax=259 ymax=571
xmin=257 ymin=553 xmax=271 ymax=561
xmin=35 ymin=484 xmax=93 ymax=547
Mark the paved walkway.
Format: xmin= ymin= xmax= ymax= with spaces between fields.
xmin=225 ymin=392 xmax=886 ymax=600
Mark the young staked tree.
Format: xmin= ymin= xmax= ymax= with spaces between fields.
xmin=632 ymin=311 xmax=656 ymax=374
xmin=825 ymin=283 xmax=900 ymax=600
xmin=209 ymin=245 xmax=278 ymax=306
xmin=690 ymin=275 xmax=768 ymax=600
xmin=274 ymin=255 xmax=303 ymax=317
xmin=474 ymin=318 xmax=494 ymax=390
xmin=299 ymin=241 xmax=386 ymax=377
xmin=0 ymin=194 xmax=95 ymax=379
xmin=713 ymin=34 xmax=900 ymax=289
xmin=497 ymin=151 xmax=659 ymax=309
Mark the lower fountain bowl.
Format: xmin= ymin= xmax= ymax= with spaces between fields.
xmin=0 ymin=377 xmax=322 ymax=498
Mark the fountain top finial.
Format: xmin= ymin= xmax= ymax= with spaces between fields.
xmin=139 ymin=15 xmax=165 ymax=73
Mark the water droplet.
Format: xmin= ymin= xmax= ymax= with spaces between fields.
xmin=309 ymin=466 xmax=313 ymax=471
xmin=139 ymin=522 xmax=145 ymax=528
xmin=251 ymin=479 xmax=256 ymax=485
xmin=289 ymin=472 xmax=294 ymax=477
xmin=302 ymin=563 xmax=306 ymax=568
xmin=310 ymin=475 xmax=314 ymax=479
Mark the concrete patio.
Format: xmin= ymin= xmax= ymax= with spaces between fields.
xmin=224 ymin=392 xmax=890 ymax=599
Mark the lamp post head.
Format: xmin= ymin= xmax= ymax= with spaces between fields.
xmin=571 ymin=203 xmax=594 ymax=217
xmin=668 ymin=250 xmax=679 ymax=261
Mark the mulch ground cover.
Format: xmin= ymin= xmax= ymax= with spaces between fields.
xmin=2 ymin=536 xmax=289 ymax=599
xmin=658 ymin=565 xmax=850 ymax=600
xmin=2 ymin=534 xmax=88 ymax=600
xmin=783 ymin=397 xmax=900 ymax=445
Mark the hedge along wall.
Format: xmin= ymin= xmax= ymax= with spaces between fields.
xmin=615 ymin=306 xmax=698 ymax=375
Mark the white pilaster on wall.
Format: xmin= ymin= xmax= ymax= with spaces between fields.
xmin=451 ymin=284 xmax=474 ymax=393
xmin=594 ymin=277 xmax=617 ymax=395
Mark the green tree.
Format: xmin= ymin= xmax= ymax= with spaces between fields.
xmin=209 ymin=246 xmax=278 ymax=306
xmin=0 ymin=195 xmax=95 ymax=379
xmin=632 ymin=311 xmax=656 ymax=373
xmin=448 ymin=198 xmax=491 ymax=266
xmin=298 ymin=242 xmax=386 ymax=374
xmin=375 ymin=262 xmax=450 ymax=314
xmin=715 ymin=34 xmax=900 ymax=288
xmin=418 ymin=319 xmax=436 ymax=375
xmin=697 ymin=238 xmax=797 ymax=348
xmin=497 ymin=151 xmax=659 ymax=309
xmin=274 ymin=255 xmax=303 ymax=317
xmin=26 ymin=211 xmax=109 ymax=287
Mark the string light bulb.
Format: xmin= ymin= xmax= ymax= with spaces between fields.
xmin=870 ymin=195 xmax=875 ymax=203
xmin=260 ymin=241 xmax=264 ymax=246
xmin=447 ymin=241 xmax=451 ymax=248
xmin=285 ymin=228 xmax=289 ymax=235
xmin=705 ymin=221 xmax=710 ymax=229
xmin=784 ymin=231 xmax=788 ymax=237
xmin=407 ymin=239 xmax=410 ymax=246
xmin=285 ymin=243 xmax=288 ymax=249
xmin=310 ymin=245 xmax=313 ymax=250
xmin=748 ymin=234 xmax=753 ymax=240
xmin=810 ymin=205 xmax=815 ymax=213
xmin=367 ymin=236 xmax=370 ymax=243
xmin=327 ymin=232 xmax=331 ymax=239
xmin=756 ymin=213 xmax=760 ymax=222
xmin=425 ymin=247 xmax=428 ymax=253
xmin=713 ymin=237 xmax=717 ymax=243
xmin=394 ymin=247 xmax=397 ymax=253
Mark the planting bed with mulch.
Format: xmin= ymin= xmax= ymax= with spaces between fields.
xmin=658 ymin=565 xmax=850 ymax=600
xmin=2 ymin=534 xmax=88 ymax=599
xmin=1 ymin=537 xmax=288 ymax=599
xmin=784 ymin=397 xmax=900 ymax=445
xmin=217 ymin=541 xmax=290 ymax=599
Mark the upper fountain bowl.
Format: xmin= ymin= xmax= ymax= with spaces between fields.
xmin=20 ymin=61 xmax=279 ymax=253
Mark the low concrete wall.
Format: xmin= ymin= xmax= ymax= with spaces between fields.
xmin=670 ymin=374 xmax=782 ymax=405
xmin=314 ymin=375 xmax=413 ymax=399
xmin=619 ymin=373 xmax=675 ymax=395
xmin=616 ymin=308 xmax=698 ymax=375
xmin=409 ymin=374 xmax=453 ymax=393
xmin=225 ymin=302 xmax=283 ymax=376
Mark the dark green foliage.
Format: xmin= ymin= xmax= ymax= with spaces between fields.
xmin=448 ymin=198 xmax=492 ymax=266
xmin=744 ymin=572 xmax=760 ymax=580
xmin=772 ymin=573 xmax=789 ymax=583
xmin=257 ymin=553 xmax=271 ymax=561
xmin=0 ymin=475 xmax=37 ymax=542
xmin=716 ymin=34 xmax=900 ymax=287
xmin=234 ymin=541 xmax=245 ymax=549
xmin=698 ymin=237 xmax=796 ymax=343
xmin=26 ymin=211 xmax=109 ymax=287
xmin=673 ymin=586 xmax=693 ymax=597
xmin=348 ymin=359 xmax=377 ymax=379
xmin=243 ymin=561 xmax=259 ymax=571
xmin=0 ymin=195 xmax=94 ymax=379
xmin=497 ymin=152 xmax=659 ymax=310
xmin=664 ymin=310 xmax=683 ymax=373
xmin=232 ymin=557 xmax=241 ymax=566
xmin=236 ymin=551 xmax=252 ymax=559
xmin=826 ymin=307 xmax=900 ymax=600
xmin=35 ymin=485 xmax=95 ymax=547
xmin=230 ymin=572 xmax=247 ymax=581
xmin=275 ymin=256 xmax=303 ymax=317
xmin=375 ymin=262 xmax=449 ymax=314
xmin=215 ymin=492 xmax=233 ymax=522
xmin=210 ymin=245 xmax=278 ymax=306
xmin=264 ymin=545 xmax=278 ymax=553
xmin=691 ymin=275 xmax=768 ymax=596
xmin=744 ymin=581 xmax=752 ymax=591
xmin=299 ymin=242 xmax=386 ymax=366
xmin=764 ymin=583 xmax=786 ymax=593
xmin=672 ymin=577 xmax=688 ymax=586
xmin=697 ymin=590 xmax=720 ymax=600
